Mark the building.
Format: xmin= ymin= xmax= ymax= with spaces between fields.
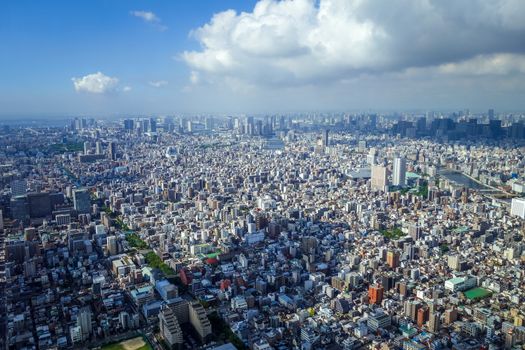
xmin=444 ymin=276 xmax=477 ymax=292
xmin=10 ymin=179 xmax=27 ymax=196
xmin=189 ymin=302 xmax=212 ymax=342
xmin=368 ymin=285 xmax=384 ymax=305
xmin=386 ymin=251 xmax=400 ymax=269
xmin=323 ymin=129 xmax=329 ymax=147
xmin=429 ymin=312 xmax=441 ymax=333
xmin=106 ymin=236 xmax=117 ymax=256
xmin=76 ymin=307 xmax=92 ymax=342
xmin=393 ymin=157 xmax=406 ymax=187
xmin=73 ymin=189 xmax=91 ymax=214
xmin=371 ymin=165 xmax=388 ymax=191
xmin=367 ymin=310 xmax=391 ymax=332
xmin=109 ymin=142 xmax=117 ymax=161
xmin=159 ymin=306 xmax=183 ymax=350
xmin=510 ymin=198 xmax=525 ymax=219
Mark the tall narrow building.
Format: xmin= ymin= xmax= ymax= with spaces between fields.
xmin=393 ymin=157 xmax=406 ymax=187
xmin=371 ymin=165 xmax=388 ymax=191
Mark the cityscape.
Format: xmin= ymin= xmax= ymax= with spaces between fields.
xmin=2 ymin=1 xmax=525 ymax=350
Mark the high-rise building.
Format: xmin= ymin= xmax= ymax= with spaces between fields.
xmin=77 ymin=307 xmax=92 ymax=342
xmin=107 ymin=236 xmax=118 ymax=256
xmin=109 ymin=142 xmax=117 ymax=161
xmin=488 ymin=108 xmax=495 ymax=119
xmin=323 ymin=129 xmax=329 ymax=147
xmin=83 ymin=141 xmax=90 ymax=155
xmin=386 ymin=251 xmax=400 ymax=269
xmin=0 ymin=209 xmax=3 ymax=231
xmin=368 ymin=285 xmax=384 ymax=305
xmin=510 ymin=198 xmax=525 ymax=219
xmin=150 ymin=118 xmax=157 ymax=132
xmin=27 ymin=192 xmax=52 ymax=218
xmin=10 ymin=179 xmax=27 ymax=196
xmin=95 ymin=141 xmax=102 ymax=155
xmin=371 ymin=165 xmax=388 ymax=191
xmin=73 ymin=188 xmax=91 ymax=214
xmin=393 ymin=157 xmax=406 ymax=187
xmin=189 ymin=302 xmax=212 ymax=342
xmin=124 ymin=119 xmax=134 ymax=132
xmin=159 ymin=306 xmax=183 ymax=350
xmin=429 ymin=312 xmax=441 ymax=333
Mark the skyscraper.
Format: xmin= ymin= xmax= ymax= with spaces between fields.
xmin=10 ymin=179 xmax=27 ymax=196
xmin=323 ymin=129 xmax=329 ymax=147
xmin=73 ymin=188 xmax=91 ymax=214
xmin=150 ymin=117 xmax=157 ymax=132
xmin=371 ymin=165 xmax=388 ymax=191
xmin=393 ymin=157 xmax=406 ymax=187
xmin=95 ymin=141 xmax=102 ymax=155
xmin=77 ymin=307 xmax=92 ymax=342
xmin=109 ymin=142 xmax=117 ymax=161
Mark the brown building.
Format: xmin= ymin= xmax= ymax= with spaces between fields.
xmin=417 ymin=306 xmax=429 ymax=328
xmin=369 ymin=285 xmax=384 ymax=305
xmin=387 ymin=251 xmax=400 ymax=269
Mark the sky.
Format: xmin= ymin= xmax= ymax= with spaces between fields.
xmin=1 ymin=0 xmax=525 ymax=117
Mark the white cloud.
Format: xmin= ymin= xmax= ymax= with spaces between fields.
xmin=182 ymin=0 xmax=525 ymax=88
xmin=122 ymin=86 xmax=132 ymax=92
xmin=149 ymin=80 xmax=168 ymax=88
xmin=130 ymin=10 xmax=167 ymax=30
xmin=131 ymin=10 xmax=160 ymax=23
xmin=72 ymin=72 xmax=119 ymax=94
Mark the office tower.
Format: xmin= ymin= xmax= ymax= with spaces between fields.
xmin=95 ymin=141 xmax=102 ymax=155
xmin=386 ymin=251 xmax=400 ymax=269
xmin=73 ymin=188 xmax=91 ymax=214
xmin=83 ymin=141 xmax=90 ymax=155
xmin=358 ymin=140 xmax=367 ymax=152
xmin=150 ymin=117 xmax=157 ymax=132
xmin=123 ymin=119 xmax=134 ymax=131
xmin=187 ymin=120 xmax=193 ymax=133
xmin=77 ymin=307 xmax=92 ymax=341
xmin=205 ymin=117 xmax=214 ymax=131
xmin=323 ymin=129 xmax=329 ymax=147
xmin=488 ymin=108 xmax=494 ymax=119
xmin=27 ymin=192 xmax=52 ymax=218
xmin=0 ymin=209 xmax=3 ymax=231
xmin=367 ymin=148 xmax=377 ymax=165
xmin=371 ymin=165 xmax=388 ymax=191
xmin=107 ymin=236 xmax=118 ymax=256
xmin=109 ymin=142 xmax=117 ymax=161
xmin=368 ymin=285 xmax=384 ymax=305
xmin=247 ymin=116 xmax=254 ymax=135
xmin=10 ymin=179 xmax=27 ymax=196
xmin=393 ymin=157 xmax=406 ymax=187
xmin=141 ymin=119 xmax=150 ymax=133
xmin=10 ymin=196 xmax=29 ymax=222
xmin=429 ymin=312 xmax=441 ymax=333
xmin=510 ymin=198 xmax=525 ymax=219
xmin=159 ymin=306 xmax=184 ymax=349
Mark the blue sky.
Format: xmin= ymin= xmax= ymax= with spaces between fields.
xmin=1 ymin=0 xmax=256 ymax=117
xmin=2 ymin=0 xmax=525 ymax=117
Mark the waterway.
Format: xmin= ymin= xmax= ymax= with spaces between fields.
xmin=438 ymin=169 xmax=488 ymax=190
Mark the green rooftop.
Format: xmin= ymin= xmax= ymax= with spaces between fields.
xmin=464 ymin=287 xmax=492 ymax=300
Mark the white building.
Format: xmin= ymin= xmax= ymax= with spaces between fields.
xmin=393 ymin=157 xmax=407 ymax=187
xmin=510 ymin=198 xmax=525 ymax=219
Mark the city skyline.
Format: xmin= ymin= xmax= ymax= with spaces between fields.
xmin=2 ymin=0 xmax=525 ymax=117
